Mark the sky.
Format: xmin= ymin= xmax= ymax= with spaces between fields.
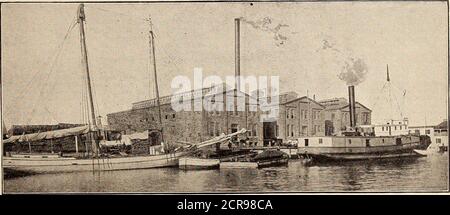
xmin=1 ymin=2 xmax=448 ymax=128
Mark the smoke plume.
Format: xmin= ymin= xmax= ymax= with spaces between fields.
xmin=338 ymin=58 xmax=368 ymax=86
xmin=318 ymin=38 xmax=369 ymax=86
xmin=240 ymin=17 xmax=289 ymax=47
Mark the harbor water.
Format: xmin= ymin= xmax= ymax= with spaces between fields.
xmin=4 ymin=154 xmax=448 ymax=193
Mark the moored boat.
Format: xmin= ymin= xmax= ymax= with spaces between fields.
xmin=178 ymin=157 xmax=220 ymax=170
xmin=297 ymin=70 xmax=426 ymax=163
xmin=298 ymin=135 xmax=424 ymax=162
xmin=220 ymin=149 xmax=289 ymax=169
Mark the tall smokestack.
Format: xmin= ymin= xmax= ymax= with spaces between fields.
xmin=235 ymin=18 xmax=240 ymax=91
xmin=348 ymin=86 xmax=356 ymax=128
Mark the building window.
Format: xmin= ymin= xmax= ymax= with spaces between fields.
xmin=291 ymin=125 xmax=294 ymax=137
xmin=382 ymin=126 xmax=385 ymax=131
xmin=302 ymin=126 xmax=308 ymax=135
xmin=425 ymin=129 xmax=431 ymax=135
xmin=172 ymin=113 xmax=176 ymax=119
xmin=215 ymin=122 xmax=220 ymax=136
xmin=286 ymin=124 xmax=290 ymax=137
xmin=275 ymin=124 xmax=279 ymax=137
xmin=319 ymin=138 xmax=323 ymax=144
xmin=165 ymin=115 xmax=168 ymax=120
xmin=252 ymin=124 xmax=257 ymax=137
xmin=208 ymin=122 xmax=214 ymax=136
xmin=415 ymin=129 xmax=420 ymax=135
xmin=366 ymin=139 xmax=370 ymax=147
xmin=348 ymin=139 xmax=351 ymax=144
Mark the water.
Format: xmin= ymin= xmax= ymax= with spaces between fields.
xmin=4 ymin=154 xmax=448 ymax=193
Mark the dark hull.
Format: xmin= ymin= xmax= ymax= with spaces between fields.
xmin=257 ymin=157 xmax=289 ymax=168
xmin=299 ymin=149 xmax=425 ymax=163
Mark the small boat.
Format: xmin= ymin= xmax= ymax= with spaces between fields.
xmin=178 ymin=157 xmax=220 ymax=170
xmin=414 ymin=142 xmax=448 ymax=156
xmin=220 ymin=149 xmax=289 ymax=169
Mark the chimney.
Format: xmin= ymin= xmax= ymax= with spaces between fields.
xmin=235 ymin=18 xmax=240 ymax=92
xmin=348 ymin=86 xmax=356 ymax=128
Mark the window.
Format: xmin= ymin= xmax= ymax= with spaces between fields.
xmin=291 ymin=125 xmax=294 ymax=137
xmin=251 ymin=124 xmax=257 ymax=137
xmin=165 ymin=115 xmax=168 ymax=120
xmin=366 ymin=139 xmax=370 ymax=147
xmin=348 ymin=139 xmax=352 ymax=144
xmin=215 ymin=122 xmax=220 ymax=136
xmin=302 ymin=126 xmax=308 ymax=135
xmin=304 ymin=139 xmax=309 ymax=147
xmin=208 ymin=122 xmax=214 ymax=136
xmin=425 ymin=129 xmax=431 ymax=135
xmin=172 ymin=113 xmax=176 ymax=119
xmin=436 ymin=138 xmax=441 ymax=144
xmin=415 ymin=129 xmax=420 ymax=135
xmin=319 ymin=138 xmax=323 ymax=144
xmin=382 ymin=127 xmax=385 ymax=131
xmin=286 ymin=124 xmax=290 ymax=137
xmin=396 ymin=138 xmax=402 ymax=145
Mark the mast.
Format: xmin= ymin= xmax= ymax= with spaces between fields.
xmin=77 ymin=4 xmax=99 ymax=156
xmin=148 ymin=17 xmax=164 ymax=140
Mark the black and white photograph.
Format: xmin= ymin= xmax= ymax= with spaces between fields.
xmin=0 ymin=0 xmax=448 ymax=194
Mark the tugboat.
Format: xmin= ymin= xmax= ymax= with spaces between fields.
xmin=297 ymin=68 xmax=425 ymax=162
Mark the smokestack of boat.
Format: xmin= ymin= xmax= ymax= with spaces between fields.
xmin=235 ymin=18 xmax=240 ymax=91
xmin=348 ymin=85 xmax=356 ymax=128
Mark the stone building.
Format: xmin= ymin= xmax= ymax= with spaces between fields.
xmin=107 ymin=85 xmax=263 ymax=146
xmin=107 ymin=89 xmax=372 ymax=146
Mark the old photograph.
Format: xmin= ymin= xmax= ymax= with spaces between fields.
xmin=1 ymin=1 xmax=448 ymax=193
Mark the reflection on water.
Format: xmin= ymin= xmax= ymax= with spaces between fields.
xmin=4 ymin=154 xmax=448 ymax=193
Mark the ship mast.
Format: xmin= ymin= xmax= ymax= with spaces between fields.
xmin=148 ymin=17 xmax=164 ymax=141
xmin=77 ymin=4 xmax=99 ymax=156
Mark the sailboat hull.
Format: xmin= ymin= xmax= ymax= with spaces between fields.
xmin=3 ymin=151 xmax=191 ymax=174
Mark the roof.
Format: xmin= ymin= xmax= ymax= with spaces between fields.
xmin=435 ymin=120 xmax=448 ymax=130
xmin=131 ymin=83 xmax=257 ymax=110
xmin=282 ymin=96 xmax=325 ymax=108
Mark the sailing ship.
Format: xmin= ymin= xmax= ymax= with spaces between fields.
xmin=297 ymin=66 xmax=425 ymax=162
xmin=2 ymin=4 xmax=246 ymax=174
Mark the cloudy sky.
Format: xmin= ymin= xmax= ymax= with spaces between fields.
xmin=1 ymin=2 xmax=447 ymax=127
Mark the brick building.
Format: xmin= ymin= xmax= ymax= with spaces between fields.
xmin=319 ymin=97 xmax=372 ymax=135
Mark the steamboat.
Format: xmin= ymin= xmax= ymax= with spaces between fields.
xmin=298 ymin=71 xmax=426 ymax=162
